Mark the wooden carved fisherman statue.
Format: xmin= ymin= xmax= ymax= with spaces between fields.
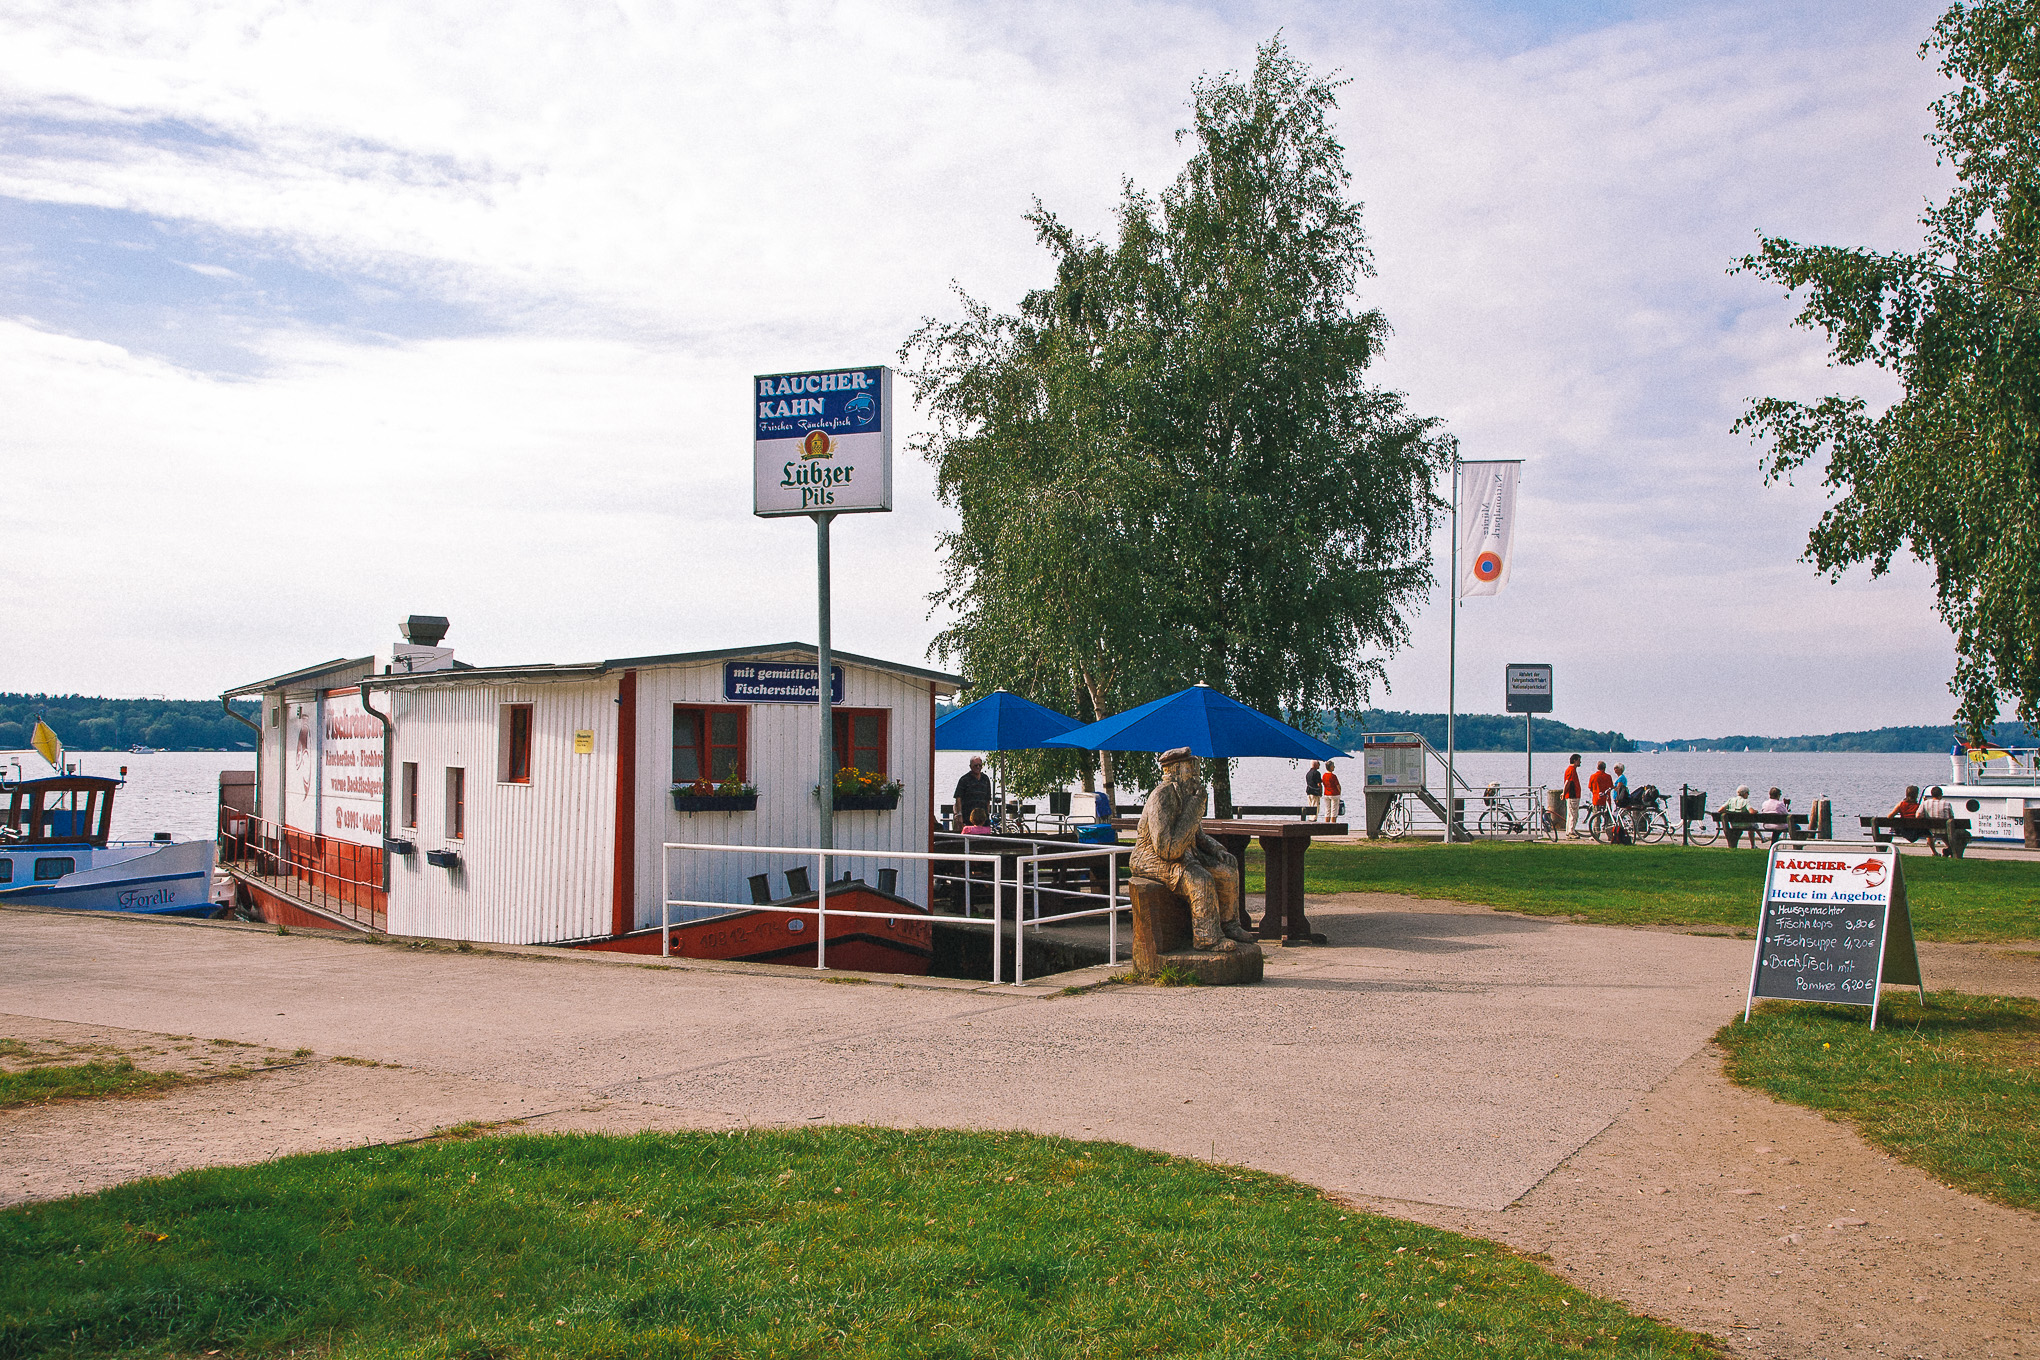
xmin=1131 ymin=746 xmax=1254 ymax=951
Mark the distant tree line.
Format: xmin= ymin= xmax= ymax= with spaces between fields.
xmin=0 ymin=694 xmax=261 ymax=753
xmin=1325 ymin=711 xmax=1635 ymax=753
xmin=1641 ymin=723 xmax=2037 ymax=753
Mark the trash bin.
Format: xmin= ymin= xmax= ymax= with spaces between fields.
xmin=1048 ymin=790 xmax=1073 ymax=817
xmin=2025 ymin=803 xmax=2038 ymax=849
xmin=1545 ymin=789 xmax=1565 ymax=832
xmin=1679 ymin=789 xmax=1708 ymax=823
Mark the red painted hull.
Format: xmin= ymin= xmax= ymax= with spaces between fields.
xmin=570 ymin=885 xmax=932 ymax=976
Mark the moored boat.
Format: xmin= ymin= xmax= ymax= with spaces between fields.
xmin=1 ymin=775 xmax=218 ymax=915
xmin=1935 ymin=743 xmax=2039 ymax=844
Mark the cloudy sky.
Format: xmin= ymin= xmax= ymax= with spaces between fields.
xmin=1 ymin=0 xmax=1969 ymax=739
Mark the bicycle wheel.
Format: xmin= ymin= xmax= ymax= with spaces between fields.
xmin=1684 ymin=817 xmax=1718 ymax=845
xmin=1384 ymin=798 xmax=1412 ymax=839
xmin=1478 ymin=806 xmax=1512 ymax=838
xmin=1586 ymin=807 xmax=1613 ymax=842
xmin=1642 ymin=808 xmax=1673 ymax=843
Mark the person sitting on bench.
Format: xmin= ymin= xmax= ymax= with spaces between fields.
xmin=1891 ymin=786 xmax=1922 ymax=819
xmin=1720 ymin=786 xmax=1754 ymax=847
xmin=1919 ymin=786 xmax=1968 ymax=857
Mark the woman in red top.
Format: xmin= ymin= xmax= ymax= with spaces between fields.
xmin=1890 ymin=785 xmax=1922 ymax=818
xmin=1320 ymin=762 xmax=1343 ymax=822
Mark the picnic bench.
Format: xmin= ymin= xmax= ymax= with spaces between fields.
xmin=1713 ymin=810 xmax=1808 ymax=847
xmin=1859 ymin=815 xmax=1971 ymax=857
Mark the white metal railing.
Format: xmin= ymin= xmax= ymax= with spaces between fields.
xmin=660 ymin=841 xmax=1134 ymax=986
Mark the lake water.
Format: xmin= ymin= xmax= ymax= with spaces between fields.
xmin=38 ymin=747 xmax=1962 ymax=846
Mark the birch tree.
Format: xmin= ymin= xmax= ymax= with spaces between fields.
xmin=906 ymin=38 xmax=1449 ymax=809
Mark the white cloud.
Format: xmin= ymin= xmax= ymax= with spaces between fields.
xmin=0 ymin=0 xmax=1974 ymax=735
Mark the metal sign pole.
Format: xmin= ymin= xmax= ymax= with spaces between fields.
xmin=816 ymin=511 xmax=835 ymax=874
xmin=1446 ymin=453 xmax=1459 ymax=842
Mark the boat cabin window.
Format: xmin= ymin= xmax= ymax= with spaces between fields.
xmin=0 ymin=860 xmax=10 ymax=884
xmin=3 ymin=778 xmax=116 ymax=847
xmin=673 ymin=706 xmax=748 ymax=785
xmin=34 ymin=857 xmax=75 ymax=881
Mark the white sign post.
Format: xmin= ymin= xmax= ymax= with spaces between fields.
xmin=753 ymin=366 xmax=894 ymax=887
xmin=1504 ymin=663 xmax=1553 ymax=793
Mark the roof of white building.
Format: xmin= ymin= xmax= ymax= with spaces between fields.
xmin=224 ymin=642 xmax=961 ymax=698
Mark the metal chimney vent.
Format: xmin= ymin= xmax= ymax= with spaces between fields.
xmin=400 ymin=615 xmax=450 ymax=647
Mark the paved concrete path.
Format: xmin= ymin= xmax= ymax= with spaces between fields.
xmin=0 ymin=898 xmax=1755 ymax=1211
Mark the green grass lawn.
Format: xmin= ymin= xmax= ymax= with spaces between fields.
xmin=0 ymin=1059 xmax=182 ymax=1111
xmin=0 ymin=1129 xmax=1720 ymax=1360
xmin=1244 ymin=840 xmax=2040 ymax=941
xmin=1716 ymin=992 xmax=2040 ymax=1212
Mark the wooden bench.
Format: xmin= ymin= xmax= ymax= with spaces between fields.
xmin=1859 ymin=815 xmax=1971 ymax=857
xmin=1713 ymin=810 xmax=1807 ymax=847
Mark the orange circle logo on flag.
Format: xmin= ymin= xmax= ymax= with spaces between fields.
xmin=802 ymin=429 xmax=834 ymax=459
xmin=1473 ymin=551 xmax=1503 ymax=580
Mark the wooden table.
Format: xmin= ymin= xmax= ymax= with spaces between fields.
xmin=1200 ymin=818 xmax=1348 ymax=945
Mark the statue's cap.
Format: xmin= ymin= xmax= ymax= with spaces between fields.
xmin=1158 ymin=746 xmax=1198 ymax=767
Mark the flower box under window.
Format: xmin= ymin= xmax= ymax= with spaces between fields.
xmin=832 ymin=792 xmax=900 ymax=811
xmin=673 ymin=791 xmax=760 ymax=813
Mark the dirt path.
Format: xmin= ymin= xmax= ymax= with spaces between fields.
xmin=3 ymin=899 xmax=2036 ymax=1358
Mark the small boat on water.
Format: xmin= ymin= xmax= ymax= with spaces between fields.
xmin=126 ymin=744 xmax=158 ymax=755
xmin=1936 ymin=743 xmax=2039 ymax=844
xmin=0 ymin=774 xmax=217 ymax=916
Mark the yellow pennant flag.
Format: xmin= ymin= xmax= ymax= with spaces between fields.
xmin=30 ymin=719 xmax=63 ymax=770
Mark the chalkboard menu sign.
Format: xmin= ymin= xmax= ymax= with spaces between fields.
xmin=1744 ymin=841 xmax=1923 ymax=1030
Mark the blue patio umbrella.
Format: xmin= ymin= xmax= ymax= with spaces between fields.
xmin=934 ymin=689 xmax=1082 ymax=752
xmin=1041 ymin=684 xmax=1348 ymax=760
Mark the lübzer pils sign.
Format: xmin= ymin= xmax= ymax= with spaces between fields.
xmin=753 ymin=366 xmax=893 ymax=516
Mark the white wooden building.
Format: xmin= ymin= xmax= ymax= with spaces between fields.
xmin=222 ymin=628 xmax=960 ymax=945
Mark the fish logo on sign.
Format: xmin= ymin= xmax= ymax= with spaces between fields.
xmin=844 ymin=392 xmax=876 ymax=425
xmin=1853 ymin=857 xmax=1888 ymax=889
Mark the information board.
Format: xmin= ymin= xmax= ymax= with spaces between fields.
xmin=1505 ymin=663 xmax=1553 ymax=714
xmin=723 ymin=661 xmax=844 ymax=705
xmin=1362 ymin=734 xmax=1425 ymax=789
xmin=319 ymin=688 xmax=385 ymax=846
xmin=753 ymin=366 xmax=893 ymax=516
xmin=1744 ymin=841 xmax=1923 ymax=1030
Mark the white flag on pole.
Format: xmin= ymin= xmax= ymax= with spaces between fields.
xmin=1457 ymin=461 xmax=1519 ymax=597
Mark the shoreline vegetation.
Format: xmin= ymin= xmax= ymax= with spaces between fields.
xmin=0 ymin=695 xmax=260 ymax=754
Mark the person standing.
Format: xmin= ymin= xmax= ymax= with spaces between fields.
xmin=1611 ymin=763 xmax=1630 ymax=808
xmin=1305 ymin=761 xmax=1323 ymax=818
xmin=953 ymin=756 xmax=992 ymax=831
xmin=1562 ymin=755 xmax=1583 ymax=836
xmin=1093 ymin=782 xmax=1116 ymax=825
xmin=1587 ymin=761 xmax=1614 ymax=833
xmin=1320 ymin=762 xmax=1343 ymax=822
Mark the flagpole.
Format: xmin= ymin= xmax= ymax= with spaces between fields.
xmin=1446 ymin=452 xmax=1459 ymax=843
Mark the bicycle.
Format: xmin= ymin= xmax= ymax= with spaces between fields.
xmin=1477 ymin=789 xmax=1556 ymax=839
xmin=1380 ymin=796 xmax=1412 ymax=839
